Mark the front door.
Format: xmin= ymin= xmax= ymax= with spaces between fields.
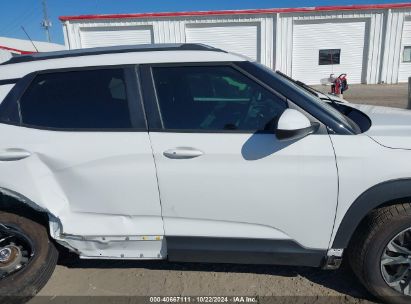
xmin=142 ymin=63 xmax=338 ymax=253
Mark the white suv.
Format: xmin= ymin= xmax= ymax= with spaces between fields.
xmin=0 ymin=44 xmax=410 ymax=304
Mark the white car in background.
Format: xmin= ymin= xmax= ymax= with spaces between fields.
xmin=0 ymin=44 xmax=410 ymax=304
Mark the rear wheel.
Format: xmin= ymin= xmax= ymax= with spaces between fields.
xmin=348 ymin=203 xmax=411 ymax=304
xmin=0 ymin=211 xmax=58 ymax=301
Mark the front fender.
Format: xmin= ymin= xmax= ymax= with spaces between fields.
xmin=332 ymin=178 xmax=411 ymax=248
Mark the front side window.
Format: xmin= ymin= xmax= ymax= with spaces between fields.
xmin=319 ymin=49 xmax=341 ymax=65
xmin=403 ymin=46 xmax=411 ymax=63
xmin=152 ymin=66 xmax=288 ymax=131
xmin=19 ymin=68 xmax=132 ymax=129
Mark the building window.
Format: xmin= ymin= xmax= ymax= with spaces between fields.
xmin=403 ymin=46 xmax=411 ymax=63
xmin=319 ymin=49 xmax=341 ymax=65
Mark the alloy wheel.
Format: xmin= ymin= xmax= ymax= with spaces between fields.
xmin=381 ymin=227 xmax=411 ymax=296
xmin=0 ymin=224 xmax=33 ymax=279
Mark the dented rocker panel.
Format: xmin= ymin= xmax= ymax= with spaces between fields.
xmin=55 ymin=233 xmax=167 ymax=259
xmin=0 ymin=186 xmax=167 ymax=259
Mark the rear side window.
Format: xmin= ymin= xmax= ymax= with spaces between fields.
xmin=152 ymin=66 xmax=288 ymax=131
xmin=19 ymin=69 xmax=132 ymax=129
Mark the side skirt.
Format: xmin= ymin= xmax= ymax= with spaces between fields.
xmin=166 ymin=236 xmax=326 ymax=267
xmin=55 ymin=234 xmax=167 ymax=259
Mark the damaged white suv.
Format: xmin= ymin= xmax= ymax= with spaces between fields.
xmin=0 ymin=44 xmax=410 ymax=304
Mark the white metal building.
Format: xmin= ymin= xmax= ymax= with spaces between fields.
xmin=60 ymin=3 xmax=411 ymax=84
xmin=0 ymin=37 xmax=65 ymax=63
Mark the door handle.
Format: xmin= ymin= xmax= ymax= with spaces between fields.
xmin=0 ymin=149 xmax=31 ymax=161
xmin=163 ymin=147 xmax=204 ymax=159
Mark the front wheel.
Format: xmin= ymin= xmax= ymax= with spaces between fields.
xmin=348 ymin=203 xmax=411 ymax=304
xmin=0 ymin=211 xmax=58 ymax=301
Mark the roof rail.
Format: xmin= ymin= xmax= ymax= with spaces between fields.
xmin=1 ymin=43 xmax=226 ymax=65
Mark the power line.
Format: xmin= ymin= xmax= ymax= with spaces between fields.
xmin=0 ymin=5 xmax=40 ymax=37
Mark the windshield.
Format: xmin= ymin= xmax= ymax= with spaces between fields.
xmin=254 ymin=63 xmax=359 ymax=132
xmin=275 ymin=71 xmax=325 ymax=98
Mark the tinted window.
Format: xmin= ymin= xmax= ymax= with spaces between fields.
xmin=20 ymin=69 xmax=132 ymax=129
xmin=319 ymin=49 xmax=341 ymax=65
xmin=152 ymin=66 xmax=288 ymax=131
xmin=403 ymin=46 xmax=411 ymax=63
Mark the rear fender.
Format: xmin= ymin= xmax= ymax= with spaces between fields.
xmin=0 ymin=153 xmax=70 ymax=239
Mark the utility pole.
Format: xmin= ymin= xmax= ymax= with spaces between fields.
xmin=41 ymin=0 xmax=52 ymax=42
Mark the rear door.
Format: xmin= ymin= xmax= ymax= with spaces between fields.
xmin=0 ymin=66 xmax=163 ymax=242
xmin=140 ymin=63 xmax=338 ymax=257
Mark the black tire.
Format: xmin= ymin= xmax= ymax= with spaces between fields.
xmin=0 ymin=211 xmax=58 ymax=302
xmin=348 ymin=203 xmax=411 ymax=304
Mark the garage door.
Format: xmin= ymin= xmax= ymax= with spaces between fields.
xmin=186 ymin=24 xmax=259 ymax=61
xmin=80 ymin=26 xmax=153 ymax=48
xmin=292 ymin=20 xmax=367 ymax=84
xmin=399 ymin=19 xmax=411 ymax=83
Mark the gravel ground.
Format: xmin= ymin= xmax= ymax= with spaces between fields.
xmin=313 ymin=83 xmax=409 ymax=108
xmin=35 ymin=84 xmax=410 ymax=304
xmin=36 ymin=257 xmax=376 ymax=303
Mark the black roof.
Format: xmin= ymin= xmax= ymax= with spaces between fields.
xmin=2 ymin=43 xmax=226 ymax=65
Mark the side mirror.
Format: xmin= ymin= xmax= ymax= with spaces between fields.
xmin=276 ymin=109 xmax=320 ymax=140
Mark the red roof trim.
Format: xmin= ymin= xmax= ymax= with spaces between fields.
xmin=59 ymin=2 xmax=411 ymax=21
xmin=0 ymin=45 xmax=34 ymax=54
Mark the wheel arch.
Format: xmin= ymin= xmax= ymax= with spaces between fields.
xmin=332 ymin=178 xmax=411 ymax=249
xmin=0 ymin=187 xmax=51 ymax=231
